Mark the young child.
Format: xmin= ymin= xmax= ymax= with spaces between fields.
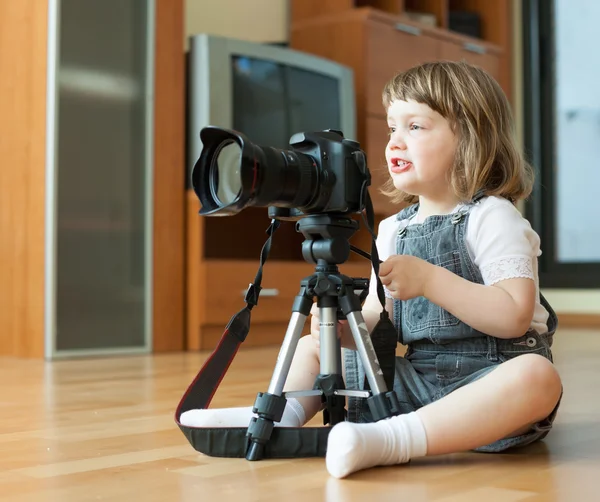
xmin=180 ymin=61 xmax=562 ymax=479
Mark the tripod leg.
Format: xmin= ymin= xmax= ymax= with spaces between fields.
xmin=318 ymin=304 xmax=342 ymax=376
xmin=267 ymin=311 xmax=310 ymax=395
xmin=345 ymin=311 xmax=387 ymax=395
xmin=313 ymin=300 xmax=346 ymax=426
xmin=345 ymin=308 xmax=401 ymax=421
xmin=246 ymin=296 xmax=312 ymax=461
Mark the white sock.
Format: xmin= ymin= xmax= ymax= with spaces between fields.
xmin=179 ymin=397 xmax=306 ymax=428
xmin=325 ymin=412 xmax=428 ymax=478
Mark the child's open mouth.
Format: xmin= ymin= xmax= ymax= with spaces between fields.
xmin=390 ymin=158 xmax=412 ymax=174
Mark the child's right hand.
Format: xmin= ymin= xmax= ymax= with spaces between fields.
xmin=310 ymin=303 xmax=356 ymax=350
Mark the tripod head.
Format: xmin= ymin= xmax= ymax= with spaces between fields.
xmin=296 ymin=213 xmax=359 ymax=265
xmin=267 ymin=210 xmax=360 ymax=266
xmin=267 ymin=211 xmax=370 ymax=315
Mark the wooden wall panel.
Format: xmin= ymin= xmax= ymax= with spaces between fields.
xmin=153 ymin=0 xmax=185 ymax=352
xmin=449 ymin=0 xmax=512 ymax=101
xmin=0 ymin=0 xmax=48 ymax=358
xmin=0 ymin=0 xmax=186 ymax=357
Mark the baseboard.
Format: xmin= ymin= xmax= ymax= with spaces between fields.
xmin=558 ymin=313 xmax=600 ymax=328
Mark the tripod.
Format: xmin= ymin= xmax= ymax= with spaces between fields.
xmin=245 ymin=214 xmax=400 ymax=461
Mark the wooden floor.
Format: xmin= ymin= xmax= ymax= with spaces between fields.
xmin=1 ymin=328 xmax=599 ymax=501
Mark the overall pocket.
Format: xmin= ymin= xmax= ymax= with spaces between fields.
xmin=403 ymin=251 xmax=463 ymax=333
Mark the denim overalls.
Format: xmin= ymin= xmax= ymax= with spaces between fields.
xmin=344 ymin=197 xmax=560 ymax=452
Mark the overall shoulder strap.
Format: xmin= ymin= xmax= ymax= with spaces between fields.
xmin=395 ymin=203 xmax=419 ymax=222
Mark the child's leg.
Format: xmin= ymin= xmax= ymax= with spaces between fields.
xmin=326 ymin=353 xmax=562 ymax=478
xmin=416 ymin=353 xmax=561 ymax=454
xmin=179 ymin=335 xmax=322 ymax=428
xmin=282 ymin=334 xmax=328 ymax=421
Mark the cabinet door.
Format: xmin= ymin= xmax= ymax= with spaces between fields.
xmin=439 ymin=39 xmax=500 ymax=82
xmin=366 ymin=20 xmax=440 ymax=117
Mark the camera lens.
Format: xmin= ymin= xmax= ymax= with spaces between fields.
xmin=210 ymin=140 xmax=242 ymax=205
xmin=192 ymin=126 xmax=363 ymax=217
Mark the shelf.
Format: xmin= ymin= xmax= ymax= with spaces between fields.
xmin=186 ymin=190 xmax=379 ymax=350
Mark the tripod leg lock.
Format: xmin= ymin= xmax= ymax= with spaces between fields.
xmin=313 ymin=374 xmax=347 ymax=426
xmin=367 ymin=391 xmax=401 ymax=422
xmin=251 ymin=392 xmax=287 ymax=421
xmin=245 ymin=392 xmax=287 ymax=461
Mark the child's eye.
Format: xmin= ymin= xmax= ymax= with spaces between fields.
xmin=388 ymin=126 xmax=396 ymax=134
xmin=409 ymin=124 xmax=422 ymax=131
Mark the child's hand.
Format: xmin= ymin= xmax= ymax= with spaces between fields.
xmin=379 ymin=255 xmax=434 ymax=300
xmin=310 ymin=303 xmax=355 ymax=350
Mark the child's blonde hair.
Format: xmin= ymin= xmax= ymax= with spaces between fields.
xmin=380 ymin=60 xmax=534 ymax=205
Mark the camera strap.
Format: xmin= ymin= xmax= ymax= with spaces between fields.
xmin=175 ymin=218 xmax=332 ymax=457
xmin=175 ymin=195 xmax=399 ymax=459
xmin=359 ymin=191 xmax=398 ymax=393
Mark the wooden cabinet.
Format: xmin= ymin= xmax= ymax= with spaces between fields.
xmin=290 ymin=2 xmax=509 ymax=217
xmin=365 ymin=19 xmax=441 ymax=117
xmin=185 ymin=1 xmax=512 ymax=351
xmin=438 ymin=33 xmax=501 ymax=78
xmin=186 ymin=192 xmax=373 ymax=350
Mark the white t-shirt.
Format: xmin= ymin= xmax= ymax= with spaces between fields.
xmin=369 ymin=196 xmax=550 ymax=334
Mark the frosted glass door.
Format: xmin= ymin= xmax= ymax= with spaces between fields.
xmin=54 ymin=0 xmax=153 ymax=354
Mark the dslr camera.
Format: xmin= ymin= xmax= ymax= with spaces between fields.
xmin=191 ymin=126 xmax=371 ymax=220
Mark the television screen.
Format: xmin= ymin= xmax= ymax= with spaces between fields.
xmin=231 ymin=55 xmax=342 ymax=149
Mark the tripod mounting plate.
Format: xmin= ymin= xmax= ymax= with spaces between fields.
xmin=295 ymin=214 xmax=359 ymax=265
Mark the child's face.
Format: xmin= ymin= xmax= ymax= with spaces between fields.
xmin=385 ymin=99 xmax=457 ymax=201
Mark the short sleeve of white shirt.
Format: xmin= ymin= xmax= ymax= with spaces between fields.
xmin=465 ymin=196 xmax=539 ymax=286
xmin=366 ymin=197 xmax=549 ymax=334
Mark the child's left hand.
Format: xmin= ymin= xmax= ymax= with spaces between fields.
xmin=379 ymin=255 xmax=434 ymax=300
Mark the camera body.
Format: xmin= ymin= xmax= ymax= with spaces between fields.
xmin=269 ymin=130 xmax=370 ymax=221
xmin=191 ymin=126 xmax=371 ymax=219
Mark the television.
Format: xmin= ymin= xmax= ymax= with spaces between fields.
xmin=186 ymin=33 xmax=356 ymax=185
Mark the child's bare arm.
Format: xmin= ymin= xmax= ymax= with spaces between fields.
xmin=424 ymin=267 xmax=536 ymax=339
xmin=380 ymin=254 xmax=536 ymax=339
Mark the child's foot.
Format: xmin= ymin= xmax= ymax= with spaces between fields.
xmin=325 ymin=412 xmax=428 ymax=478
xmin=179 ymin=398 xmax=306 ymax=428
